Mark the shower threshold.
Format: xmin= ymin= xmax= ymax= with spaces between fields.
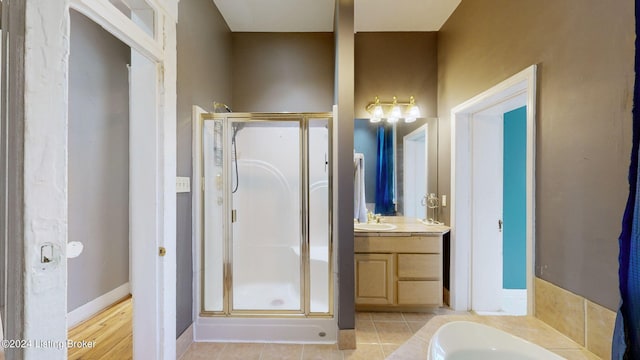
xmin=194 ymin=316 xmax=337 ymax=344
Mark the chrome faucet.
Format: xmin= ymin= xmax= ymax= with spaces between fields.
xmin=367 ymin=210 xmax=382 ymax=224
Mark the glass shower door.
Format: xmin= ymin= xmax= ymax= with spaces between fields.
xmin=229 ymin=119 xmax=302 ymax=312
xmin=308 ymin=118 xmax=331 ymax=314
xmin=203 ymin=119 xmax=226 ymax=312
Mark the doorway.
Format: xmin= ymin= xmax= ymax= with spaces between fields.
xmin=67 ymin=8 xmax=132 ymax=356
xmin=1 ymin=1 xmax=177 ymax=358
xmin=470 ymin=104 xmax=528 ymax=315
xmin=450 ymin=65 xmax=536 ymax=315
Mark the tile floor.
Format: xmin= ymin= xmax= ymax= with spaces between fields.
xmin=179 ymin=310 xmax=457 ymax=360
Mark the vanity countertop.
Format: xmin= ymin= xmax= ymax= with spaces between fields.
xmin=354 ymin=216 xmax=450 ymax=236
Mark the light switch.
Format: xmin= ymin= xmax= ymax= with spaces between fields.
xmin=442 ymin=195 xmax=447 ymax=207
xmin=176 ymin=177 xmax=191 ymax=193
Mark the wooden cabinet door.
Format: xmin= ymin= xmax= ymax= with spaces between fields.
xmin=355 ymin=253 xmax=394 ymax=305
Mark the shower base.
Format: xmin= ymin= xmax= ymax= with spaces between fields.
xmin=233 ymin=282 xmax=300 ymax=310
xmin=194 ymin=315 xmax=336 ymax=344
xmin=232 ymin=282 xmax=329 ymax=312
xmin=196 ymin=279 xmax=335 ymax=343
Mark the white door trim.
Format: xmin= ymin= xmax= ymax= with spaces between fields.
xmin=450 ymin=65 xmax=536 ymax=315
xmin=70 ymin=0 xmax=163 ymax=61
xmin=4 ymin=0 xmax=177 ymax=358
xmin=403 ymin=124 xmax=428 ymax=218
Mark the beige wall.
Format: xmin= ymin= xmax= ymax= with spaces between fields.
xmin=231 ymin=32 xmax=334 ymax=112
xmin=437 ymin=0 xmax=634 ymax=309
xmin=176 ymin=0 xmax=232 ymax=336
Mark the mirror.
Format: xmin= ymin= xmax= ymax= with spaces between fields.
xmin=354 ymin=117 xmax=438 ymax=219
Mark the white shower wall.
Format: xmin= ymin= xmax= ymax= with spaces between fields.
xmin=232 ymin=122 xmax=302 ymax=311
xmin=202 ymin=117 xmax=331 ymax=315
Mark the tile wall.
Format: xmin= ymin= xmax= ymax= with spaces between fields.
xmin=535 ymin=277 xmax=616 ymax=359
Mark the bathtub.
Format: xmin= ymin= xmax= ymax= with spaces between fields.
xmin=428 ymin=321 xmax=565 ymax=360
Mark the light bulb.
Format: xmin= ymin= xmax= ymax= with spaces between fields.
xmin=408 ymin=105 xmax=421 ymax=118
xmin=387 ymin=116 xmax=399 ymax=123
xmin=370 ymin=117 xmax=382 ymax=123
xmin=390 ymin=105 xmax=402 ymax=119
xmin=373 ymin=105 xmax=384 ymax=119
xmin=404 ymin=100 xmax=420 ymax=123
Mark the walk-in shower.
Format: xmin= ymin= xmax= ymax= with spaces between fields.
xmin=193 ymin=110 xmax=335 ymax=343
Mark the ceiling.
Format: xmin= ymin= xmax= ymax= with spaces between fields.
xmin=212 ymin=0 xmax=462 ymax=32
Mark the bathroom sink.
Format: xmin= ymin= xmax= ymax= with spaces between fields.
xmin=354 ymin=223 xmax=397 ymax=231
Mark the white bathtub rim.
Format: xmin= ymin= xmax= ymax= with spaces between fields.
xmin=427 ymin=321 xmax=564 ymax=360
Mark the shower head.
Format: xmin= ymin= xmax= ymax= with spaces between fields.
xmin=213 ymin=101 xmax=233 ymax=113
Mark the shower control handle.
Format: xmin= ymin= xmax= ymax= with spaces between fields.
xmin=324 ymin=153 xmax=328 ymax=173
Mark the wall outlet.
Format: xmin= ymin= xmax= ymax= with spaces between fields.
xmin=176 ymin=177 xmax=191 ymax=193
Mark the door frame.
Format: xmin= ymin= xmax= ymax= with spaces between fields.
xmin=2 ymin=0 xmax=177 ymax=358
xmin=450 ymin=65 xmax=536 ymax=314
xmin=403 ymin=124 xmax=428 ymax=218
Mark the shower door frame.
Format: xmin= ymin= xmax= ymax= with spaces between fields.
xmin=196 ymin=111 xmax=334 ymax=318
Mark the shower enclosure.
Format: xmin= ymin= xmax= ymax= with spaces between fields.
xmin=194 ymin=110 xmax=335 ymax=342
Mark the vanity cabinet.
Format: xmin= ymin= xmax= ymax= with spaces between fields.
xmin=355 ymin=253 xmax=394 ymax=305
xmin=355 ymin=233 xmax=444 ymax=310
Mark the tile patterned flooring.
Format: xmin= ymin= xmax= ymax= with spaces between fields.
xmin=180 ymin=310 xmax=457 ymax=360
xmin=180 ymin=309 xmax=601 ymax=359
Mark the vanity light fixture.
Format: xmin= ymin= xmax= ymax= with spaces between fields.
xmin=365 ymin=95 xmax=422 ymax=123
xmin=370 ymin=97 xmax=384 ymax=123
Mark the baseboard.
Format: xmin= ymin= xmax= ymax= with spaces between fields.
xmin=338 ymin=329 xmax=356 ymax=350
xmin=502 ymin=289 xmax=527 ymax=315
xmin=67 ymin=282 xmax=131 ymax=328
xmin=176 ymin=323 xmax=194 ymax=359
xmin=471 ymin=289 xmax=527 ymax=316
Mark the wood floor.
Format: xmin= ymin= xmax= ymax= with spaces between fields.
xmin=68 ymin=296 xmax=132 ymax=360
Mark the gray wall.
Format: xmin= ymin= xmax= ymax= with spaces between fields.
xmin=68 ymin=10 xmax=130 ymax=311
xmin=437 ymin=0 xmax=634 ymax=310
xmin=231 ymin=32 xmax=334 ymax=112
xmin=334 ymin=0 xmax=355 ymax=331
xmin=176 ymin=0 xmax=232 ymax=336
